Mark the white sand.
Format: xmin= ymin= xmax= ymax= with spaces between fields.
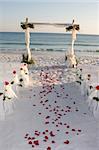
xmin=0 ymin=51 xmax=99 ymax=150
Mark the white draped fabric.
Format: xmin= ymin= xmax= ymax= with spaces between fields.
xmin=25 ymin=28 xmax=31 ymax=61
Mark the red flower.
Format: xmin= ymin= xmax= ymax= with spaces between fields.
xmin=13 ymin=70 xmax=16 ymax=74
xmin=4 ymin=81 xmax=9 ymax=85
xmin=96 ymin=85 xmax=99 ymax=90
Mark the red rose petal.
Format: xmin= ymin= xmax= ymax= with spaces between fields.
xmin=35 ymin=132 xmax=40 ymax=136
xmin=64 ymin=123 xmax=67 ymax=126
xmin=45 ymin=121 xmax=49 ymax=124
xmin=34 ymin=140 xmax=39 ymax=145
xmin=45 ymin=130 xmax=49 ymax=132
xmin=31 ymin=137 xmax=35 ymax=140
xmin=43 ymin=139 xmax=47 ymax=142
xmin=38 ymin=112 xmax=41 ymax=115
xmin=46 ymin=116 xmax=50 ymax=119
xmin=64 ymin=140 xmax=70 ymax=144
xmin=25 ymin=133 xmax=29 ymax=137
xmin=47 ymin=147 xmax=51 ymax=150
xmin=28 ymin=141 xmax=32 ymax=144
xmin=32 ymin=145 xmax=34 ymax=148
xmin=76 ymin=109 xmax=79 ymax=112
xmin=13 ymin=70 xmax=16 ymax=74
xmin=45 ymin=136 xmax=49 ymax=140
xmin=45 ymin=107 xmax=49 ymax=109
xmin=67 ymin=125 xmax=70 ymax=128
xmin=52 ymin=140 xmax=55 ymax=144
xmin=73 ymin=101 xmax=76 ymax=104
xmin=50 ymin=131 xmax=55 ymax=137
xmin=28 ymin=137 xmax=31 ymax=140
xmin=72 ymin=129 xmax=76 ymax=131
xmin=78 ymin=129 xmax=81 ymax=132
xmin=42 ymin=132 xmax=46 ymax=134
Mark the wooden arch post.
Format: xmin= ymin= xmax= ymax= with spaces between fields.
xmin=21 ymin=18 xmax=35 ymax=64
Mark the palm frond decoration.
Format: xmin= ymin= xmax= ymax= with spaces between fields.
xmin=66 ymin=24 xmax=80 ymax=32
xmin=66 ymin=25 xmax=73 ymax=31
xmin=21 ymin=22 xmax=34 ymax=30
xmin=21 ymin=18 xmax=34 ymax=30
xmin=66 ymin=20 xmax=80 ymax=32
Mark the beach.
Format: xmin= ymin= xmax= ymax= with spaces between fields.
xmin=0 ymin=50 xmax=99 ymax=150
xmin=0 ymin=0 xmax=99 ymax=149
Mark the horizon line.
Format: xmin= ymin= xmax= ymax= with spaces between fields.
xmin=0 ymin=31 xmax=99 ymax=36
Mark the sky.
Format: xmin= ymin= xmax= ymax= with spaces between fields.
xmin=0 ymin=0 xmax=99 ymax=35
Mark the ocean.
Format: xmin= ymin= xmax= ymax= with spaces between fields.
xmin=0 ymin=32 xmax=99 ymax=55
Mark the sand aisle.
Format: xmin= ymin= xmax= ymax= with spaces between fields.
xmin=0 ymin=52 xmax=99 ymax=150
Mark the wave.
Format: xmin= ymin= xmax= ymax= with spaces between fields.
xmin=31 ymin=48 xmax=99 ymax=52
xmin=0 ymin=42 xmax=99 ymax=47
xmin=0 ymin=47 xmax=99 ymax=53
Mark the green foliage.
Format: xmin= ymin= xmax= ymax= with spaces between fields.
xmin=21 ymin=53 xmax=35 ymax=64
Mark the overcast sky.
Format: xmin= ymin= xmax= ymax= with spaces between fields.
xmin=0 ymin=0 xmax=99 ymax=34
